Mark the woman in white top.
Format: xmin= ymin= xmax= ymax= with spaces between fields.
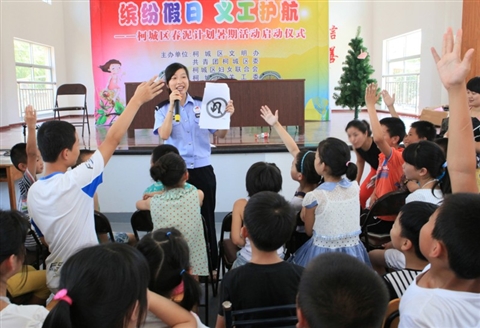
xmin=402 ymin=140 xmax=451 ymax=205
xmin=0 ymin=210 xmax=49 ymax=328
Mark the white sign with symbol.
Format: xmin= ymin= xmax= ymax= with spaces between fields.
xmin=199 ymin=82 xmax=231 ymax=130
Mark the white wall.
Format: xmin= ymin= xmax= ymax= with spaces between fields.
xmin=328 ymin=0 xmax=462 ymax=112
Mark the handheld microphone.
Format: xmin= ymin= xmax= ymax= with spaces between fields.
xmin=174 ymin=99 xmax=180 ymax=122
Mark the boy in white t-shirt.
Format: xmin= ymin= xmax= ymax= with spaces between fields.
xmin=27 ymin=78 xmax=164 ymax=292
xmin=399 ymin=28 xmax=480 ymax=327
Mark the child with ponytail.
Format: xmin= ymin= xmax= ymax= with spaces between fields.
xmin=289 ymin=137 xmax=370 ymax=267
xmin=137 ymin=228 xmax=207 ymax=328
xmin=136 ymin=153 xmax=208 ymax=277
xmin=42 ymin=243 xmax=196 ymax=328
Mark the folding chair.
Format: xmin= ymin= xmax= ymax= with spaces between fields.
xmin=52 ymin=83 xmax=90 ymax=137
xmin=130 ymin=210 xmax=153 ymax=241
xmin=94 ymin=211 xmax=115 ymax=243
xmin=215 ymin=212 xmax=240 ymax=295
xmin=222 ymin=301 xmax=297 ymax=328
xmin=360 ymin=190 xmax=409 ymax=251
xmin=383 ymin=298 xmax=400 ymax=328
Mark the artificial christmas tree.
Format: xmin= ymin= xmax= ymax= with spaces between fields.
xmin=333 ymin=27 xmax=378 ymax=119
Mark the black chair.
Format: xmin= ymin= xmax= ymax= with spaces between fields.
xmin=25 ymin=228 xmax=48 ymax=270
xmin=222 ymin=301 xmax=297 ymax=328
xmin=215 ymin=212 xmax=240 ymax=295
xmin=383 ymin=298 xmax=400 ymax=328
xmin=94 ymin=211 xmax=115 ymax=242
xmin=360 ymin=190 xmax=409 ymax=251
xmin=284 ymin=211 xmax=310 ymax=260
xmin=130 ymin=210 xmax=154 ymax=241
xmin=52 ymin=83 xmax=90 ymax=137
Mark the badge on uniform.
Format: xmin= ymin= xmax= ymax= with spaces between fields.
xmin=194 ymin=106 xmax=201 ymax=118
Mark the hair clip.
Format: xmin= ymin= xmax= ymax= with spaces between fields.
xmin=166 ymin=231 xmax=171 ymax=237
xmin=53 ymin=289 xmax=73 ymax=305
xmin=180 ymin=269 xmax=186 ymax=276
xmin=300 ymin=151 xmax=314 ymax=174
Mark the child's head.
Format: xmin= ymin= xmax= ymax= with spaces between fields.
xmin=243 ymin=191 xmax=295 ymax=252
xmin=345 ymin=119 xmax=372 ymax=149
xmin=150 ymin=152 xmax=187 ymax=187
xmin=99 ymin=59 xmax=122 ymax=73
xmin=292 ymin=150 xmax=322 ymax=185
xmin=73 ymin=149 xmax=95 ymax=168
xmin=10 ymin=143 xmax=44 ymax=174
xmin=43 ymin=243 xmax=149 ymax=328
xmin=37 ymin=120 xmax=79 ymax=164
xmin=402 ymin=141 xmax=451 ymax=194
xmin=245 ymin=162 xmax=282 ymax=197
xmin=423 ymin=193 xmax=480 ymax=279
xmin=379 ymin=117 xmax=406 ymax=147
xmin=297 ymin=253 xmax=389 ymax=328
xmin=403 ymin=121 xmax=437 ymax=147
xmin=0 ymin=210 xmax=30 ymax=278
xmin=316 ymin=137 xmax=357 ymax=180
xmin=151 ymin=144 xmax=180 ymax=166
xmin=390 ymin=201 xmax=438 ymax=261
xmin=136 ymin=228 xmax=201 ymax=311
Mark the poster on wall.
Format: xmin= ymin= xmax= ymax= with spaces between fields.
xmin=90 ymin=0 xmax=329 ymax=125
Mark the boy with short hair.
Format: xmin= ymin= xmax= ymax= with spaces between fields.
xmin=296 ymin=252 xmax=389 ymax=328
xmin=215 ymin=191 xmax=302 ymax=328
xmin=403 ymin=120 xmax=437 ymax=147
xmin=399 ymin=28 xmax=480 ymax=327
xmin=27 ymin=78 xmax=163 ymax=292
xmin=366 ymin=86 xmax=406 ymax=232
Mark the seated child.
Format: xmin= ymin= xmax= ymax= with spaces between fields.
xmin=74 ymin=149 xmax=136 ymax=246
xmin=288 ymin=137 xmax=370 ymax=268
xmin=144 ymin=144 xmax=194 ymax=195
xmin=27 ymin=78 xmax=163 ymax=292
xmin=402 ymin=141 xmax=451 ymax=204
xmin=366 ymin=84 xmax=406 ymax=233
xmin=400 ymin=28 xmax=480 ymax=327
xmin=136 ymin=152 xmax=208 ymax=276
xmin=42 ymin=243 xmax=196 ymax=327
xmin=296 ymin=253 xmax=389 ymax=328
xmin=216 ymin=191 xmax=303 ymax=328
xmin=0 ymin=210 xmax=49 ymax=326
xmin=260 ymin=106 xmax=322 ymax=252
xmin=231 ymin=161 xmax=284 ymax=268
xmin=137 ymin=228 xmax=207 ymax=328
xmin=10 ymin=105 xmax=44 ymax=249
xmin=403 ymin=120 xmax=437 ymax=147
xmin=380 ymin=201 xmax=438 ymax=298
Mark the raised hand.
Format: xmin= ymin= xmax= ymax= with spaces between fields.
xmin=431 ymin=28 xmax=474 ymax=90
xmin=260 ymin=105 xmax=278 ymax=126
xmin=381 ymin=90 xmax=395 ymax=107
xmin=365 ymin=83 xmax=380 ymax=107
xmin=24 ymin=105 xmax=37 ymax=128
xmin=134 ymin=76 xmax=165 ymax=104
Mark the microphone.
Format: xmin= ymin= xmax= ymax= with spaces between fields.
xmin=174 ymin=99 xmax=180 ymax=122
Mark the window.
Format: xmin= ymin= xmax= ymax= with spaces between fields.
xmin=42 ymin=0 xmax=52 ymax=4
xmin=14 ymin=38 xmax=56 ymax=116
xmin=382 ymin=30 xmax=421 ymax=114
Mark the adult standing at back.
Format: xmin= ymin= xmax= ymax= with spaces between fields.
xmin=154 ymin=62 xmax=235 ymax=268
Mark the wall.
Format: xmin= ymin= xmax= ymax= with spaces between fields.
xmin=328 ymin=0 xmax=462 ymax=113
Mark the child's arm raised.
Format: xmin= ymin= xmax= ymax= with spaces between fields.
xmin=99 ymin=77 xmax=164 ymax=165
xmin=25 ymin=105 xmax=39 ymax=178
xmin=381 ymin=90 xmax=399 ymax=118
xmin=231 ymin=198 xmax=247 ymax=247
xmin=366 ymin=83 xmax=392 ymax=158
xmin=431 ymin=28 xmax=476 ymax=193
xmin=147 ymin=290 xmax=196 ymax=327
xmin=260 ymin=105 xmax=300 ymax=158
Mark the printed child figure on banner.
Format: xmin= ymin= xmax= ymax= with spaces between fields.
xmin=96 ymin=59 xmax=126 ymax=125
